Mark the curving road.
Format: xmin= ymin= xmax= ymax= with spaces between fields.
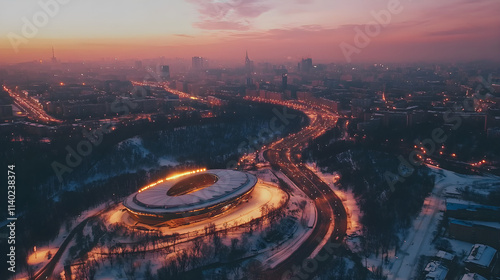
xmin=32 ymin=207 xmax=112 ymax=280
xmin=30 ymin=99 xmax=347 ymax=280
xmin=262 ymin=105 xmax=348 ymax=280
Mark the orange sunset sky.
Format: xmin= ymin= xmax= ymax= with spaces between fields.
xmin=0 ymin=0 xmax=499 ymax=65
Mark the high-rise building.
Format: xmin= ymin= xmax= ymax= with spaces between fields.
xmin=282 ymin=73 xmax=288 ymax=90
xmin=134 ymin=60 xmax=143 ymax=69
xmin=246 ymin=77 xmax=253 ymax=87
xmin=160 ymin=65 xmax=170 ymax=80
xmin=192 ymin=56 xmax=205 ymax=70
xmin=245 ymin=51 xmax=254 ymax=74
xmin=300 ymin=58 xmax=313 ymax=73
xmin=51 ymin=46 xmax=57 ymax=63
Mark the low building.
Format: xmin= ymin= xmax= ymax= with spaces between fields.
xmin=446 ymin=199 xmax=500 ymax=222
xmin=424 ymin=261 xmax=449 ymax=280
xmin=436 ymin=250 xmax=455 ymax=262
xmin=460 ymin=273 xmax=487 ymax=280
xmin=448 ymin=218 xmax=500 ymax=248
xmin=464 ymin=244 xmax=497 ymax=276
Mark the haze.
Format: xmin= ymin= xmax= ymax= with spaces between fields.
xmin=0 ymin=0 xmax=499 ymax=64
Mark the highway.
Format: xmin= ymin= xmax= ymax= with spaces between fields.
xmin=28 ymin=94 xmax=347 ymax=279
xmin=2 ymin=85 xmax=62 ymax=124
xmin=261 ymin=102 xmax=348 ymax=280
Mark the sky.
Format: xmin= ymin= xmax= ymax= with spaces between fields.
xmin=0 ymin=0 xmax=499 ymax=64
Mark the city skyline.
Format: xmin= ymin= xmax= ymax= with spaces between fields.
xmin=1 ymin=0 xmax=499 ymax=64
xmin=1 ymin=1 xmax=500 ymax=279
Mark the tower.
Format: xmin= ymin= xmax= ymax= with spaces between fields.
xmin=245 ymin=51 xmax=254 ymax=74
xmin=282 ymin=73 xmax=288 ymax=90
xmin=51 ymin=46 xmax=57 ymax=63
xmin=245 ymin=51 xmax=250 ymax=66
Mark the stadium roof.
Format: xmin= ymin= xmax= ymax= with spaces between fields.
xmin=124 ymin=169 xmax=257 ymax=214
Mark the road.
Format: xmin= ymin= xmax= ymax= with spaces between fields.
xmin=261 ymin=104 xmax=348 ymax=280
xmin=2 ymin=85 xmax=62 ymax=124
xmin=32 ymin=207 xmax=112 ymax=280
xmin=29 ymin=97 xmax=347 ymax=279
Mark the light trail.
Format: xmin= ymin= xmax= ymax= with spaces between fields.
xmin=138 ymin=168 xmax=207 ymax=193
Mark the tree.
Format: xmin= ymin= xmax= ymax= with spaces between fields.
xmin=143 ymin=261 xmax=154 ymax=280
xmin=244 ymin=260 xmax=264 ymax=280
xmin=171 ymin=232 xmax=180 ymax=252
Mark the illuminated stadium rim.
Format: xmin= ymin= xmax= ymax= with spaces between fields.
xmin=137 ymin=168 xmax=207 ymax=193
xmin=125 ymin=187 xmax=255 ymax=220
xmin=123 ymin=169 xmax=258 ymax=216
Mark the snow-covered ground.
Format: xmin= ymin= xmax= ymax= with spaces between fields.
xmin=110 ymin=181 xmax=288 ymax=237
xmin=80 ymin=169 xmax=318 ymax=279
xmin=305 ymin=162 xmax=362 ymax=236
xmin=257 ymin=169 xmax=317 ymax=268
xmin=16 ymin=202 xmax=112 ymax=280
xmin=305 ymin=162 xmax=500 ymax=280
xmin=383 ymin=166 xmax=499 ymax=280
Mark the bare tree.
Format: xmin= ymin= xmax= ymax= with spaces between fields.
xmin=171 ymin=232 xmax=180 ymax=252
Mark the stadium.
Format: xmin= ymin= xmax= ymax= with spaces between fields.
xmin=123 ymin=169 xmax=258 ymax=226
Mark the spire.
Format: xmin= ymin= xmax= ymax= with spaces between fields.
xmin=51 ymin=46 xmax=57 ymax=63
xmin=245 ymin=50 xmax=253 ymax=74
xmin=245 ymin=50 xmax=251 ymax=65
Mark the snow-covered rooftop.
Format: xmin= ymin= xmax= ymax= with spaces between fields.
xmin=124 ymin=169 xmax=257 ymax=214
xmin=446 ymin=199 xmax=500 ymax=212
xmin=449 ymin=218 xmax=500 ymax=230
xmin=465 ymin=244 xmax=497 ymax=268
xmin=436 ymin=250 xmax=455 ymax=261
xmin=424 ymin=261 xmax=448 ymax=280
xmin=460 ymin=273 xmax=487 ymax=280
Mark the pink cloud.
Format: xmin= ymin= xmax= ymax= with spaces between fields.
xmin=193 ymin=20 xmax=251 ymax=31
xmin=187 ymin=0 xmax=271 ymax=30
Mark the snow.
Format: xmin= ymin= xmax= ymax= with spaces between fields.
xmin=27 ymin=247 xmax=54 ymax=271
xmin=263 ymin=200 xmax=315 ymax=268
xmin=305 ymin=162 xmax=362 ymax=235
xmin=259 ymin=170 xmax=317 ymax=268
xmin=446 ymin=238 xmax=475 ymax=256
xmin=449 ymin=218 xmax=500 ymax=230
xmin=424 ymin=261 xmax=448 ymax=280
xmin=461 ymin=272 xmax=488 ymax=280
xmin=158 ymin=156 xmax=179 ymax=166
xmin=465 ymin=244 xmax=497 ymax=268
xmin=383 ymin=166 xmax=500 ymax=280
xmin=124 ymin=170 xmax=257 ymax=213
xmin=118 ymin=136 xmax=149 ymax=157
xmin=114 ymin=182 xmax=288 ymax=237
xmin=446 ymin=198 xmax=500 ymax=211
xmin=435 ymin=250 xmax=455 ymax=261
xmin=83 ymin=169 xmax=317 ymax=278
xmin=303 ymin=160 xmax=500 ymax=280
xmin=17 ymin=202 xmax=113 ymax=279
